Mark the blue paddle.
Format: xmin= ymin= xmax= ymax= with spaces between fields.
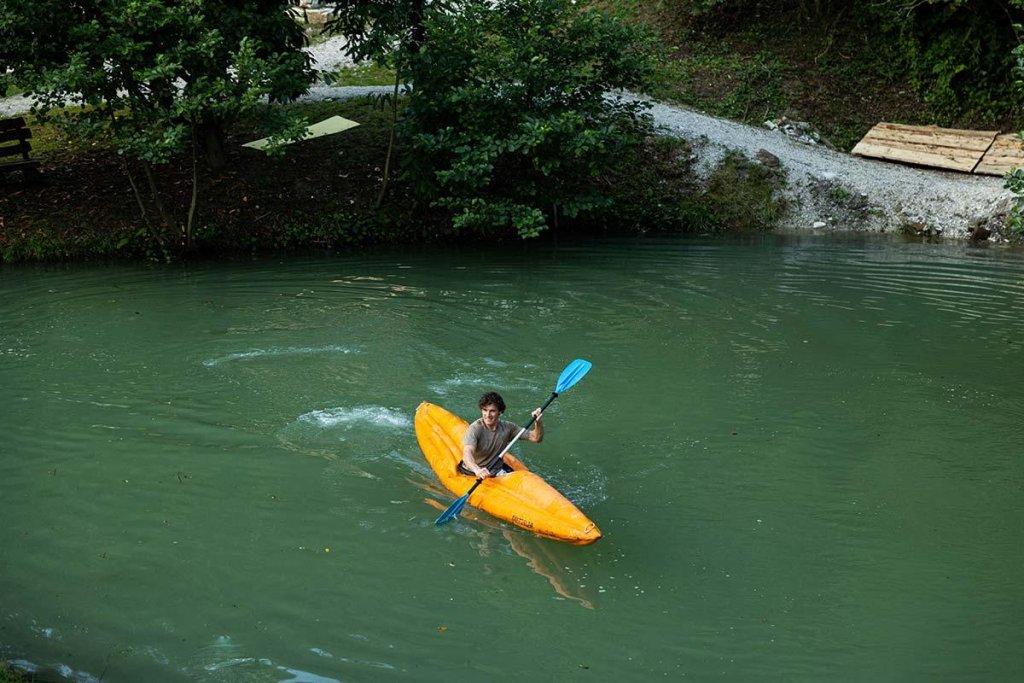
xmin=434 ymin=358 xmax=593 ymax=526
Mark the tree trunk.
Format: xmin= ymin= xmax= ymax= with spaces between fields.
xmin=408 ymin=0 xmax=426 ymax=53
xmin=122 ymin=156 xmax=170 ymax=261
xmin=186 ymin=126 xmax=200 ymax=252
xmin=196 ymin=119 xmax=228 ymax=171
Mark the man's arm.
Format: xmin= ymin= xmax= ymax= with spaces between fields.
xmin=523 ymin=408 xmax=543 ymax=443
xmin=462 ymin=444 xmax=492 ymax=478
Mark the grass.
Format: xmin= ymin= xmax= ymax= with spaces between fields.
xmin=1 ymin=74 xmax=23 ymax=98
xmin=326 ymin=63 xmax=397 ymax=87
xmin=628 ymin=1 xmax=997 ymax=152
xmin=703 ymin=151 xmax=788 ymax=232
xmin=659 ymin=51 xmax=790 ymax=124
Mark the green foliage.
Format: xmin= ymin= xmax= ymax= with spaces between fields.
xmin=892 ymin=1 xmax=1022 ymax=125
xmin=0 ymin=0 xmax=316 ymax=254
xmin=1005 ymin=163 xmax=1024 ymax=235
xmin=0 ymin=1 xmax=314 ymax=158
xmin=325 ymin=0 xmax=452 ymax=62
xmin=0 ymin=73 xmax=20 ymax=97
xmin=702 ymin=151 xmax=787 ymax=231
xmin=323 ymin=63 xmax=397 ymax=87
xmin=594 ymin=136 xmax=715 ymax=233
xmin=669 ymin=51 xmax=788 ymax=123
xmin=398 ymin=0 xmax=662 ymax=238
xmin=828 ymin=185 xmax=850 ymax=202
xmin=0 ymin=98 xmax=405 ymax=262
xmin=271 ymin=210 xmax=387 ymax=250
xmin=1004 ymin=18 xmax=1024 ymax=237
xmin=639 ymin=0 xmax=1023 ymax=144
xmin=0 ymin=222 xmax=148 ymax=262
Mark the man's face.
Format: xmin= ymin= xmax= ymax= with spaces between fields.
xmin=480 ymin=403 xmax=501 ymax=428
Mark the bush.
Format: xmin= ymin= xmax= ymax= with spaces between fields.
xmin=702 ymin=151 xmax=787 ymax=231
xmin=399 ymin=0 xmax=662 ymax=238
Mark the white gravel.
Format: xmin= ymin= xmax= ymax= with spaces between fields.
xmin=642 ymin=98 xmax=1012 ymax=239
xmin=4 ymin=33 xmax=1010 ymax=239
xmin=304 ymin=36 xmax=357 ymax=74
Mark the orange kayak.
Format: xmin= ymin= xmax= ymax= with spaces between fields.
xmin=415 ymin=401 xmax=601 ymax=545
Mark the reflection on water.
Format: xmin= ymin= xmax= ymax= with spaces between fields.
xmin=505 ymin=532 xmax=595 ymax=610
xmin=421 ymin=493 xmax=596 ymax=610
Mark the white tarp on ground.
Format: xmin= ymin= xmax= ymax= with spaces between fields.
xmin=242 ymin=115 xmax=359 ymax=150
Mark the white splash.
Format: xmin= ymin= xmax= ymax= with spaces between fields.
xmin=203 ymin=345 xmax=357 ymax=367
xmin=54 ymin=663 xmax=102 ymax=683
xmin=298 ymin=406 xmax=411 ymax=430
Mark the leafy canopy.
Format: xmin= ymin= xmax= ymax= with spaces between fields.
xmin=0 ymin=0 xmax=315 ymax=166
xmin=398 ymin=0 xmax=661 ymax=238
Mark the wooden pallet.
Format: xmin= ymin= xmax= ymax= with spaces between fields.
xmin=852 ymin=122 xmax=1024 ymax=175
xmin=973 ymin=133 xmax=1024 ymax=176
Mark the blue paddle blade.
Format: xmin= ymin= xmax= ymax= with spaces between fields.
xmin=555 ymin=358 xmax=592 ymax=394
xmin=435 ymin=493 xmax=469 ymax=525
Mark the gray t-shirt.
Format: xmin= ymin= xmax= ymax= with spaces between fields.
xmin=462 ymin=419 xmax=522 ymax=470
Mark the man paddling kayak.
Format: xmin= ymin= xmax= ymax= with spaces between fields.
xmin=459 ymin=391 xmax=543 ymax=479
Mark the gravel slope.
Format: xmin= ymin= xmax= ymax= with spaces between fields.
xmin=4 ymin=35 xmax=1011 ymax=240
xmin=643 ymin=99 xmax=1011 ymax=239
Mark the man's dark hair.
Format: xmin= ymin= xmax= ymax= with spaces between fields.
xmin=478 ymin=392 xmax=506 ymax=413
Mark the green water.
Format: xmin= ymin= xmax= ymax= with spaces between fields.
xmin=2 ymin=235 xmax=1022 ymax=682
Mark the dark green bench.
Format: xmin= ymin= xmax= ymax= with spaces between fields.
xmin=0 ymin=116 xmax=41 ymax=181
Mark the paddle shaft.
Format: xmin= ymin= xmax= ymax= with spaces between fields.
xmin=462 ymin=391 xmax=559 ymax=501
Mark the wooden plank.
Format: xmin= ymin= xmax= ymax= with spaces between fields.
xmin=0 ymin=127 xmax=31 ymax=144
xmin=974 ymin=133 xmax=1024 ymax=175
xmin=865 ymin=125 xmax=996 ymax=152
xmin=852 ymin=122 xmax=1002 ymax=173
xmin=0 ymin=116 xmax=27 ymax=132
xmin=852 ymin=140 xmax=983 ymax=173
xmin=853 ymin=135 xmax=986 ymax=161
xmin=873 ymin=121 xmax=998 ymax=140
xmin=0 ymin=158 xmax=41 ymax=174
xmin=0 ymin=140 xmax=32 ymax=159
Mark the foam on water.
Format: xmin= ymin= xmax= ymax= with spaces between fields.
xmin=185 ymin=634 xmax=393 ymax=682
xmin=543 ymin=461 xmax=609 ymax=509
xmin=53 ymin=663 xmax=102 ymax=683
xmin=298 ymin=406 xmax=411 ymax=430
xmin=202 ymin=345 xmax=357 ymax=367
xmin=428 ymin=374 xmax=536 ymax=397
xmin=276 ymin=406 xmax=414 ymax=463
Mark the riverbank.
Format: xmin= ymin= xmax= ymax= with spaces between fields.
xmin=300 ymin=35 xmax=1016 ymax=242
xmin=1 ymin=34 xmax=1018 ymax=262
xmin=641 ymin=98 xmax=1014 ymax=241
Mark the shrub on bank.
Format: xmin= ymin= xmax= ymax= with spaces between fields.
xmin=0 ymin=98 xmax=794 ymax=262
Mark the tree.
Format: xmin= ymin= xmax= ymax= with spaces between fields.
xmin=0 ymin=0 xmax=315 ymax=253
xmin=325 ymin=0 xmax=448 ymax=61
xmin=387 ymin=0 xmax=661 ymax=238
